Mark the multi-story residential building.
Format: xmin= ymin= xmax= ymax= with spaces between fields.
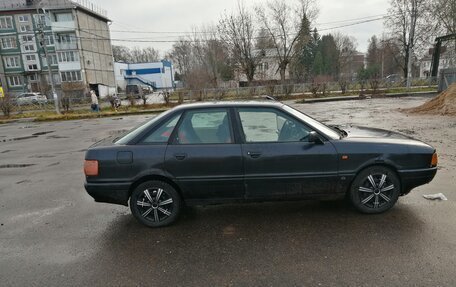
xmin=0 ymin=0 xmax=116 ymax=98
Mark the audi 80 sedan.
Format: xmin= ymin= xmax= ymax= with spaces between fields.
xmin=84 ymin=101 xmax=437 ymax=227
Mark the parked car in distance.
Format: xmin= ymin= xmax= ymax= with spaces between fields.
xmin=15 ymin=92 xmax=48 ymax=105
xmin=84 ymin=101 xmax=438 ymax=227
xmin=385 ymin=74 xmax=404 ymax=83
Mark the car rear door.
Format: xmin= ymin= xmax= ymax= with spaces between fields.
xmin=236 ymin=107 xmax=339 ymax=199
xmin=164 ymin=108 xmax=244 ymax=203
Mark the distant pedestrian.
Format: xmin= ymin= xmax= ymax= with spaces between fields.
xmin=90 ymin=90 xmax=99 ymax=112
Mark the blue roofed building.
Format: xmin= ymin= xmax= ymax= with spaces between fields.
xmin=114 ymin=60 xmax=174 ymax=92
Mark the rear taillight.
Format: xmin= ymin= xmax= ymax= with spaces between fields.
xmin=84 ymin=160 xmax=99 ymax=176
xmin=431 ymin=153 xmax=438 ymax=167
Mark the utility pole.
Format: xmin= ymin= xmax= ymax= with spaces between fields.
xmin=36 ymin=5 xmax=60 ymax=114
xmin=406 ymin=0 xmax=416 ymax=89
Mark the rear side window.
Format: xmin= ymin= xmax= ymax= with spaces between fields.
xmin=140 ymin=113 xmax=182 ymax=143
xmin=175 ymin=109 xmax=233 ymax=144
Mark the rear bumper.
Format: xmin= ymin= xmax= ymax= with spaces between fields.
xmin=84 ymin=182 xmax=131 ymax=206
xmin=398 ymin=167 xmax=437 ymax=194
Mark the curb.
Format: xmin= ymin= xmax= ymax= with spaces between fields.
xmin=300 ymin=91 xmax=438 ymax=103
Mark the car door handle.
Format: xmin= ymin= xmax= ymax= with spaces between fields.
xmin=174 ymin=153 xmax=187 ymax=160
xmin=247 ymin=151 xmax=262 ymax=159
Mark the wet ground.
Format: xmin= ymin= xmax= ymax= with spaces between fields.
xmin=0 ymin=95 xmax=455 ymax=286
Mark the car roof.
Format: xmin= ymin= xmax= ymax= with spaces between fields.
xmin=172 ymin=100 xmax=285 ymax=111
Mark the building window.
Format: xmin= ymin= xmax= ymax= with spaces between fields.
xmin=57 ymin=51 xmax=79 ymax=62
xmin=54 ymin=13 xmax=73 ymax=22
xmin=3 ymin=56 xmax=20 ymax=68
xmin=28 ymin=74 xmax=37 ymax=82
xmin=0 ymin=16 xmax=13 ymax=29
xmin=7 ymin=76 xmax=23 ymax=87
xmin=56 ymin=33 xmax=77 ymax=44
xmin=28 ymin=64 xmax=38 ymax=71
xmin=45 ymin=34 xmax=54 ymax=46
xmin=24 ymin=44 xmax=35 ymax=51
xmin=25 ymin=54 xmax=37 ymax=61
xmin=1 ymin=37 xmax=17 ymax=49
xmin=43 ymin=54 xmax=58 ymax=67
xmin=20 ymin=25 xmax=32 ymax=32
xmin=21 ymin=35 xmax=34 ymax=43
xmin=61 ymin=71 xmax=82 ymax=82
xmin=18 ymin=15 xmax=30 ymax=22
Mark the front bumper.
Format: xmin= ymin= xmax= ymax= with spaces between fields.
xmin=84 ymin=182 xmax=131 ymax=206
xmin=398 ymin=167 xmax=438 ymax=194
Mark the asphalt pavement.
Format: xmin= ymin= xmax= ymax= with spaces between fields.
xmin=0 ymin=95 xmax=455 ymax=286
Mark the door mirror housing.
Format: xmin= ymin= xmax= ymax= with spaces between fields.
xmin=308 ymin=131 xmax=323 ymax=144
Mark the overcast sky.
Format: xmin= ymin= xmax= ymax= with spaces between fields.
xmin=91 ymin=0 xmax=389 ymax=56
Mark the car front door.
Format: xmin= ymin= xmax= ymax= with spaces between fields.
xmin=164 ymin=108 xmax=244 ymax=203
xmin=236 ymin=107 xmax=339 ymax=199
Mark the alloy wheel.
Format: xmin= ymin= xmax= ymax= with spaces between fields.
xmin=136 ymin=188 xmax=174 ymax=223
xmin=358 ymin=173 xmax=396 ymax=209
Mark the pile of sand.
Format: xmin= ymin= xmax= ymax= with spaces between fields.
xmin=405 ymin=83 xmax=456 ymax=116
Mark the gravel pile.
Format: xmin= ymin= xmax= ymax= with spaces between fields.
xmin=404 ymin=83 xmax=456 ymax=115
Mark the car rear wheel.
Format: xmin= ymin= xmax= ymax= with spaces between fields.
xmin=349 ymin=166 xmax=400 ymax=214
xmin=130 ymin=180 xmax=182 ymax=227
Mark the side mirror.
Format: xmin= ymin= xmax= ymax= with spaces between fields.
xmin=308 ymin=131 xmax=323 ymax=144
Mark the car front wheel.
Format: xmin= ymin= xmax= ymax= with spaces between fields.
xmin=130 ymin=180 xmax=182 ymax=227
xmin=349 ymin=166 xmax=401 ymax=214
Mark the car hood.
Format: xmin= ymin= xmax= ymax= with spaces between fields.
xmin=341 ymin=126 xmax=413 ymax=140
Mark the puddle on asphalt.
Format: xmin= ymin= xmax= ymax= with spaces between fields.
xmin=0 ymin=164 xmax=35 ymax=169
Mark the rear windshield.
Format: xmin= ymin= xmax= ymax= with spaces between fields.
xmin=114 ymin=109 xmax=175 ymax=144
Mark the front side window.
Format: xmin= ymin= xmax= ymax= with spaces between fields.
xmin=175 ymin=109 xmax=233 ymax=144
xmin=238 ymin=108 xmax=311 ymax=143
xmin=140 ymin=113 xmax=182 ymax=144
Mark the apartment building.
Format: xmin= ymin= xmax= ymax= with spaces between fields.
xmin=0 ymin=0 xmax=115 ymax=98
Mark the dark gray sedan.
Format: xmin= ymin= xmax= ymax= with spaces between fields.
xmin=84 ymin=101 xmax=437 ymax=227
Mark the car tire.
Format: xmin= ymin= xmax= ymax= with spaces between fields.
xmin=130 ymin=180 xmax=182 ymax=227
xmin=349 ymin=166 xmax=401 ymax=214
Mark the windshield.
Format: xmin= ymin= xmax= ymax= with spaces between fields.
xmin=115 ymin=109 xmax=175 ymax=144
xmin=282 ymin=105 xmax=340 ymax=140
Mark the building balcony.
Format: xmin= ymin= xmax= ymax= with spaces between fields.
xmin=55 ymin=42 xmax=78 ymax=50
xmin=51 ymin=21 xmax=75 ymax=32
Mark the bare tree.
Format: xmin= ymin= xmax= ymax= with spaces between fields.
xmin=112 ymin=45 xmax=160 ymax=63
xmin=432 ymin=0 xmax=456 ymax=35
xmin=385 ymin=0 xmax=433 ymax=81
xmin=333 ymin=32 xmax=358 ymax=79
xmin=218 ymin=1 xmax=261 ymax=84
xmin=169 ymin=39 xmax=193 ymax=82
xmin=169 ymin=26 xmax=232 ymax=89
xmin=256 ymin=0 xmax=319 ymax=82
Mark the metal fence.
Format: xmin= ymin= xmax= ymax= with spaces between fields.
xmin=439 ymin=69 xmax=456 ymax=92
xmin=171 ymin=77 xmax=438 ymax=102
xmin=0 ymin=77 xmax=440 ymax=116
